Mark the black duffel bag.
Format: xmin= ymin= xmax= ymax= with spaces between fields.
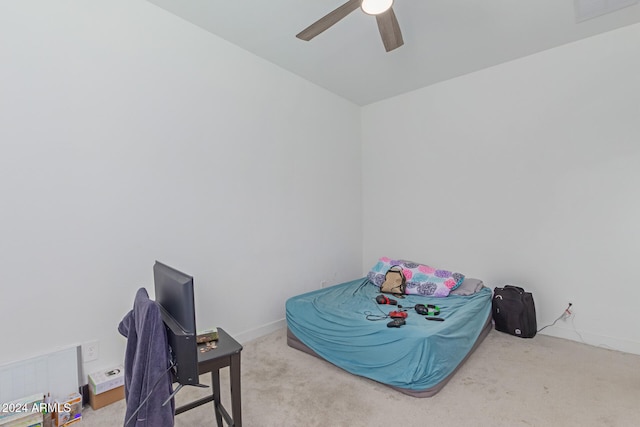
xmin=492 ymin=285 xmax=537 ymax=338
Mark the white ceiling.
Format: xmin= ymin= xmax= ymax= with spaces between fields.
xmin=146 ymin=0 xmax=640 ymax=105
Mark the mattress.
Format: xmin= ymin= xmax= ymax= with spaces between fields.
xmin=286 ymin=277 xmax=493 ymax=397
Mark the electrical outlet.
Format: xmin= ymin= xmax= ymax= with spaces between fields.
xmin=83 ymin=340 xmax=100 ymax=362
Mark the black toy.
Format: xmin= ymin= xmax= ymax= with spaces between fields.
xmin=387 ymin=319 xmax=406 ymax=328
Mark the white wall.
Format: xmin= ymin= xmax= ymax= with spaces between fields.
xmin=1 ymin=1 xmax=638 ymax=394
xmin=362 ymin=24 xmax=640 ymax=354
xmin=0 ymin=0 xmax=362 ymax=382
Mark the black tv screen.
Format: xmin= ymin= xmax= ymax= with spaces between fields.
xmin=153 ymin=261 xmax=196 ymax=334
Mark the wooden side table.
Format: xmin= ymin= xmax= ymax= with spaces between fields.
xmin=175 ymin=328 xmax=242 ymax=427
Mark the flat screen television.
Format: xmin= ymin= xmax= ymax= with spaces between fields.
xmin=153 ymin=261 xmax=200 ymax=387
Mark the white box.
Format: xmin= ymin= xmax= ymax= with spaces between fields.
xmin=88 ymin=366 xmax=124 ymax=395
xmin=54 ymin=393 xmax=82 ymax=427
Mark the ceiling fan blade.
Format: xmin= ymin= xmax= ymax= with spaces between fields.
xmin=296 ymin=0 xmax=362 ymax=41
xmin=376 ymin=7 xmax=404 ymax=52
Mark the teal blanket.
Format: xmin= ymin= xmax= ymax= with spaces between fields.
xmin=286 ymin=278 xmax=492 ymax=391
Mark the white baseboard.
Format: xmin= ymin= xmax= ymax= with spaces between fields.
xmin=233 ymin=318 xmax=286 ymax=344
xmin=540 ymin=325 xmax=640 ymax=355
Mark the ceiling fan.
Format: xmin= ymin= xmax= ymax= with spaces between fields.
xmin=296 ymin=0 xmax=404 ymax=52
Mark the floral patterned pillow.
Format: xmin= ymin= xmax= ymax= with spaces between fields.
xmin=367 ymin=257 xmax=465 ymax=297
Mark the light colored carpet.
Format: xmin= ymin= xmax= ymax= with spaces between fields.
xmin=81 ymin=328 xmax=640 ymax=426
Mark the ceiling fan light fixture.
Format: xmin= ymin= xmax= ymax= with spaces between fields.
xmin=361 ymin=0 xmax=393 ymax=15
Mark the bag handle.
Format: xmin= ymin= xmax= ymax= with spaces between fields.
xmin=503 ymin=285 xmax=525 ymax=293
xmin=386 ymin=265 xmax=405 ymax=283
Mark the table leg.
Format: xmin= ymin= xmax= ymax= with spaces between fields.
xmin=230 ymin=353 xmax=242 ymax=427
xmin=211 ymin=369 xmax=223 ymax=427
